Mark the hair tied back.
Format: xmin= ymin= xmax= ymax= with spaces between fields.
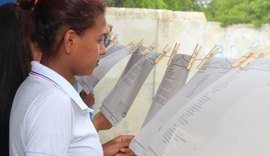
xmin=17 ymin=0 xmax=37 ymax=10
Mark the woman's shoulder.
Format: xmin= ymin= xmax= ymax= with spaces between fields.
xmin=25 ymin=87 xmax=74 ymax=119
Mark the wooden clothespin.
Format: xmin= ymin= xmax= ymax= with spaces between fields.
xmin=231 ymin=46 xmax=260 ymax=68
xmin=155 ymin=45 xmax=171 ymax=64
xmin=197 ymin=45 xmax=220 ymax=69
xmin=125 ymin=40 xmax=136 ymax=48
xmin=142 ymin=42 xmax=159 ymax=56
xmin=187 ymin=44 xmax=201 ymax=70
xmin=131 ymin=39 xmax=144 ymax=53
xmin=167 ymin=43 xmax=180 ymax=65
xmin=240 ymin=46 xmax=270 ymax=68
xmin=110 ymin=34 xmax=119 ymax=45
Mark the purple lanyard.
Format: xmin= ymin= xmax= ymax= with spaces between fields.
xmin=30 ymin=71 xmax=59 ymax=87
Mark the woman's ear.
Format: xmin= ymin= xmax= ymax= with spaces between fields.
xmin=64 ymin=29 xmax=77 ymax=55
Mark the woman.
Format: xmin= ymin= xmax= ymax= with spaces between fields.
xmin=10 ymin=0 xmax=133 ymax=156
xmin=0 ymin=3 xmax=31 ymax=156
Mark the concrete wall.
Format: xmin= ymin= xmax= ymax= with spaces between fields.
xmin=94 ymin=7 xmax=270 ymax=142
xmin=205 ymin=23 xmax=270 ymax=58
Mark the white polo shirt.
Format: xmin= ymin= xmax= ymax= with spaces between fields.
xmin=10 ymin=61 xmax=103 ymax=156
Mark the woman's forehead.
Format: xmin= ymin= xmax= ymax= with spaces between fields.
xmin=94 ymin=14 xmax=106 ymax=27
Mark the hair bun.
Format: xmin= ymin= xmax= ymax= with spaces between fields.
xmin=18 ymin=0 xmax=36 ymax=10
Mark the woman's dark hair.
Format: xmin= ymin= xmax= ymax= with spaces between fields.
xmin=0 ymin=3 xmax=31 ymax=156
xmin=18 ymin=0 xmax=106 ymax=57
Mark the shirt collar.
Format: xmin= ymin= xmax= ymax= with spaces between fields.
xmin=31 ymin=61 xmax=93 ymax=112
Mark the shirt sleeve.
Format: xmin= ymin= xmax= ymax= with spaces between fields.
xmin=24 ymin=90 xmax=73 ymax=156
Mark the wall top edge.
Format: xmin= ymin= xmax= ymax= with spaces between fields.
xmin=106 ymin=7 xmax=207 ymax=22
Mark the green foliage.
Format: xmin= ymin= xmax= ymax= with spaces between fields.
xmin=105 ymin=0 xmax=270 ymax=27
xmin=163 ymin=0 xmax=196 ymax=11
xmin=105 ymin=0 xmax=201 ymax=11
xmin=123 ymin=0 xmax=167 ymax=9
xmin=105 ymin=0 xmax=125 ymax=7
xmin=206 ymin=0 xmax=270 ymax=27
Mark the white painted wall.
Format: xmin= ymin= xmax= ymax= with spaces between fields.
xmin=94 ymin=7 xmax=270 ymax=142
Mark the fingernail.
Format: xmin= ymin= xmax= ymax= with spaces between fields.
xmin=120 ymin=148 xmax=125 ymax=152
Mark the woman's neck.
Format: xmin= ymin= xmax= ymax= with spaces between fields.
xmin=41 ymin=56 xmax=77 ymax=85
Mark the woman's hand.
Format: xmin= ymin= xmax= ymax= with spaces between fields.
xmin=80 ymin=90 xmax=95 ymax=107
xmin=103 ymin=135 xmax=134 ymax=156
xmin=93 ymin=111 xmax=112 ymax=131
xmin=79 ymin=91 xmax=112 ymax=131
xmin=105 ymin=24 xmax=113 ymax=35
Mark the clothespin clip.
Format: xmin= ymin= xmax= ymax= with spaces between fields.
xmin=231 ymin=46 xmax=260 ymax=68
xmin=167 ymin=43 xmax=180 ymax=65
xmin=197 ymin=45 xmax=220 ymax=69
xmin=142 ymin=42 xmax=159 ymax=56
xmin=126 ymin=40 xmax=136 ymax=48
xmin=155 ymin=45 xmax=171 ymax=64
xmin=187 ymin=44 xmax=201 ymax=70
xmin=131 ymin=39 xmax=144 ymax=53
xmin=240 ymin=46 xmax=270 ymax=68
xmin=110 ymin=34 xmax=119 ymax=45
